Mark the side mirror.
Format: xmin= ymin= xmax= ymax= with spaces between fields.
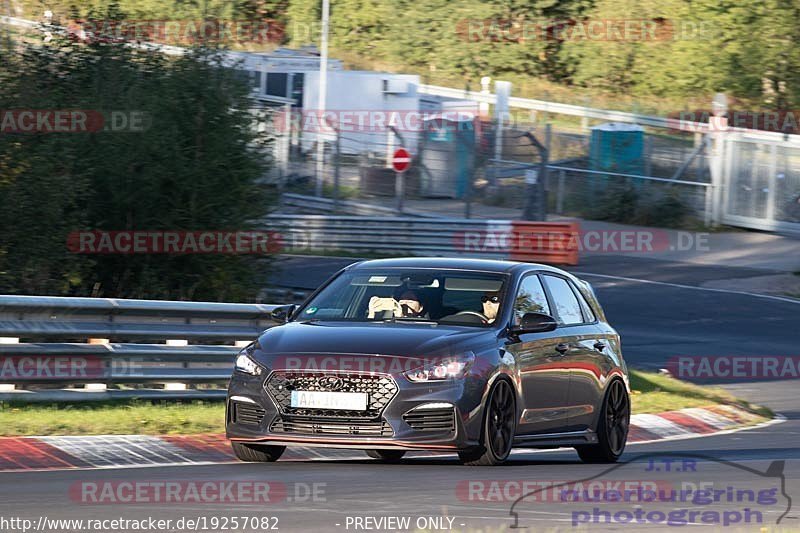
xmin=511 ymin=312 xmax=558 ymax=335
xmin=270 ymin=304 xmax=296 ymax=324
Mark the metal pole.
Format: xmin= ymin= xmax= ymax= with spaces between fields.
xmin=314 ymin=0 xmax=330 ymax=197
xmin=396 ymin=170 xmax=404 ymax=212
xmin=333 ymin=126 xmax=341 ymax=213
xmin=541 ymin=124 xmax=551 ymax=219
xmin=388 ymin=126 xmax=407 ymax=214
xmin=521 ymin=131 xmax=549 ymax=221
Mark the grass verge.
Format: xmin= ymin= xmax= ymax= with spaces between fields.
xmin=0 ymin=400 xmax=224 ymax=437
xmin=630 ymin=370 xmax=772 ymax=417
xmin=0 ymin=371 xmax=771 ymax=436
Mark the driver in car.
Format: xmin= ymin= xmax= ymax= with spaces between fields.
xmin=397 ymin=290 xmax=426 ymax=318
xmin=482 ymin=292 xmax=500 ymax=324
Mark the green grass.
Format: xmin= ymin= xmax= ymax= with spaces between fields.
xmin=630 ymin=370 xmax=771 ymax=417
xmin=0 ymin=371 xmax=770 ymax=436
xmin=0 ymin=400 xmax=225 ymax=437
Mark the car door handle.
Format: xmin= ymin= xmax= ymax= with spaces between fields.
xmin=594 ymin=341 xmax=606 ymax=351
xmin=555 ymin=343 xmax=569 ymax=355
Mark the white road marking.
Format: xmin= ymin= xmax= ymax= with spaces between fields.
xmin=680 ymin=407 xmax=738 ymax=429
xmin=575 ymin=271 xmax=800 ymax=305
xmin=38 ymin=435 xmax=195 ymax=467
xmin=630 ymin=414 xmax=701 ymax=438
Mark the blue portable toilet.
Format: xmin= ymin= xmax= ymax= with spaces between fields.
xmin=419 ymin=114 xmax=476 ymax=198
xmin=589 ymin=123 xmax=645 ymax=176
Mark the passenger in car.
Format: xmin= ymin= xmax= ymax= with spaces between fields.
xmin=482 ymin=292 xmax=500 ymax=323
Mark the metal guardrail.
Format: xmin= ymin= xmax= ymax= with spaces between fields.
xmin=0 ymin=214 xmax=579 ymax=401
xmin=264 ymin=214 xmax=502 ymax=255
xmin=0 ymin=295 xmax=277 ymax=340
xmin=264 ymin=214 xmax=580 ymax=264
xmin=0 ymin=295 xmax=279 ymax=402
xmin=282 ymin=193 xmax=439 ymax=218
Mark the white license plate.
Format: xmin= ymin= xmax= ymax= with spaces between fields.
xmin=290 ymin=390 xmax=368 ymax=411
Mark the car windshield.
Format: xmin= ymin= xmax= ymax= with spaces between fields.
xmin=295 ymin=269 xmax=506 ymax=327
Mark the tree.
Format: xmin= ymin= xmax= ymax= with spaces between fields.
xmin=0 ymin=11 xmax=276 ymax=300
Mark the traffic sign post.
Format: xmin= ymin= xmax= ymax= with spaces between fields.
xmin=392 ymin=148 xmax=411 ymax=212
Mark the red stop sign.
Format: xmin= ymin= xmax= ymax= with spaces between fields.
xmin=392 ymin=148 xmax=411 ymax=173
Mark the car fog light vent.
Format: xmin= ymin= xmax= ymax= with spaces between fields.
xmin=403 ymin=407 xmax=456 ymax=431
xmin=233 ymin=401 xmax=266 ymax=426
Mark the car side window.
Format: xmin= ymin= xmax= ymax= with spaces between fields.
xmin=542 ymin=275 xmax=584 ymax=325
xmin=573 ymin=285 xmax=596 ymax=323
xmin=514 ymin=275 xmax=550 ymax=323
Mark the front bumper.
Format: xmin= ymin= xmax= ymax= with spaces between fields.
xmin=225 ymin=370 xmax=485 ymax=451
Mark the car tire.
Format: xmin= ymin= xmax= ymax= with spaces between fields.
xmin=576 ymin=379 xmax=629 ymax=463
xmin=231 ymin=441 xmax=286 ymax=462
xmin=365 ymin=450 xmax=406 ymax=462
xmin=459 ymin=379 xmax=516 ymax=466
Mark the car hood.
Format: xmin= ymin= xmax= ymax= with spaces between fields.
xmin=251 ymin=321 xmax=495 ymax=372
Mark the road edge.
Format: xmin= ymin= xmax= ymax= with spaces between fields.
xmin=0 ymin=404 xmax=775 ymax=472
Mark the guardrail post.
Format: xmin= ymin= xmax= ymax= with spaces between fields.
xmin=493 ymin=82 xmax=511 ymax=161
xmin=88 ymin=338 xmax=109 ymax=345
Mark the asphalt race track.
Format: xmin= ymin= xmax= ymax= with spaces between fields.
xmin=1 ymin=255 xmax=799 ymax=532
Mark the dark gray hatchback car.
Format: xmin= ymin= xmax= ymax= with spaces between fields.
xmin=227 ymin=257 xmax=629 ymax=466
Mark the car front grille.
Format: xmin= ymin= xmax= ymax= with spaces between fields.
xmin=403 ymin=407 xmax=456 ymax=431
xmin=265 ymin=372 xmax=398 ymax=420
xmin=270 ymin=416 xmax=393 ymax=437
xmin=231 ymin=401 xmax=266 ymax=426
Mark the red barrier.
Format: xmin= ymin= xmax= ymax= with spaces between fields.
xmin=508 ymin=221 xmax=580 ymax=265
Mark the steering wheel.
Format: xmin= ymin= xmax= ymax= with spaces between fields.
xmin=451 ymin=310 xmax=489 ymax=324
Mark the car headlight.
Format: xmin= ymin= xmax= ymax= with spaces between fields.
xmin=234 ymin=352 xmax=263 ymax=376
xmin=404 ymin=353 xmax=475 ymax=382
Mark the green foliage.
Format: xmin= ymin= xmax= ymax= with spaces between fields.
xmin=0 ymin=10 xmax=276 ymax=300
xmin=12 ymin=0 xmax=800 ymax=106
xmin=588 ymin=180 xmax=690 ymax=228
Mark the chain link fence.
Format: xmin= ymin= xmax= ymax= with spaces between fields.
xmin=265 ymin=107 xmax=718 ymax=227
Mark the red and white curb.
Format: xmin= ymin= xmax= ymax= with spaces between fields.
xmin=0 ymin=406 xmax=772 ymax=472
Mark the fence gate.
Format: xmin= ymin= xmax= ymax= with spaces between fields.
xmin=722 ymin=133 xmax=800 ymax=233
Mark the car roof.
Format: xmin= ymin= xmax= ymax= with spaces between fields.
xmin=346 ymin=257 xmax=568 ymax=275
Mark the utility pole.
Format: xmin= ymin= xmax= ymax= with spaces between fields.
xmin=314 ymin=0 xmax=330 ymax=197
